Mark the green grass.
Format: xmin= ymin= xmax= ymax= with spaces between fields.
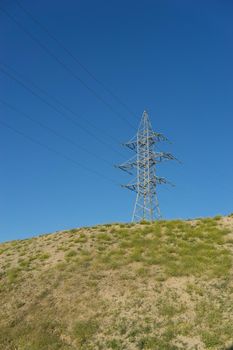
xmin=19 ymin=259 xmax=31 ymax=269
xmin=74 ymin=233 xmax=88 ymax=243
xmin=201 ymin=331 xmax=222 ymax=348
xmin=6 ymin=267 xmax=21 ymax=283
xmin=96 ymin=232 xmax=112 ymax=241
xmin=65 ymin=250 xmax=77 ymax=259
xmin=38 ymin=253 xmax=50 ymax=261
xmin=0 ymin=216 xmax=232 ymax=349
xmin=106 ymin=339 xmax=124 ymax=349
xmin=113 ymin=219 xmax=232 ymax=278
xmin=73 ymin=319 xmax=99 ymax=346
xmin=0 ymin=318 xmax=66 ymax=350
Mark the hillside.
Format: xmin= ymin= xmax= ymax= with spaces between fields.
xmin=0 ymin=216 xmax=233 ymax=350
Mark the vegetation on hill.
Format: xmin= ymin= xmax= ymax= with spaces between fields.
xmin=0 ymin=215 xmax=233 ymax=350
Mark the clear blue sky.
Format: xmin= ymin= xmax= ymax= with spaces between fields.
xmin=1 ymin=0 xmax=233 ymax=242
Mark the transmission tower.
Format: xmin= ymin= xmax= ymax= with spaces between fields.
xmin=117 ymin=110 xmax=176 ymax=222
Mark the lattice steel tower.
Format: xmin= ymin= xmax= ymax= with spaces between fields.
xmin=117 ymin=111 xmax=176 ymax=222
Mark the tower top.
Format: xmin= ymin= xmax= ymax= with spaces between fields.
xmin=138 ymin=110 xmax=152 ymax=132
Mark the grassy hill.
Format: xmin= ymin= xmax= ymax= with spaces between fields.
xmin=0 ymin=215 xmax=233 ymax=350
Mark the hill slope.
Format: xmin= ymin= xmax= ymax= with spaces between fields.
xmin=0 ymin=216 xmax=233 ymax=350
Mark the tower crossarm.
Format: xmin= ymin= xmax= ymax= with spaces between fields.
xmin=121 ymin=183 xmax=138 ymax=192
xmin=154 ymin=152 xmax=178 ymax=163
xmin=122 ymin=132 xmax=169 ymax=152
xmin=152 ymin=132 xmax=169 ymax=142
xmin=153 ymin=176 xmax=174 ymax=187
xmin=116 ymin=161 xmax=136 ymax=175
xmin=123 ymin=140 xmax=137 ymax=151
xmin=121 ymin=175 xmax=173 ymax=194
xmin=116 ymin=155 xmax=137 ymax=174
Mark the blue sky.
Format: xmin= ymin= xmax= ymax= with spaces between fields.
xmin=1 ymin=0 xmax=233 ymax=242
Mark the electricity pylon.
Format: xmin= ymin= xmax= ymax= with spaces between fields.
xmin=117 ymin=110 xmax=176 ymax=222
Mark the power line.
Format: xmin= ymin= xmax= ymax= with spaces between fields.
xmin=0 ymin=118 xmax=118 ymax=185
xmin=14 ymin=0 xmax=137 ymax=119
xmin=0 ymin=61 xmax=126 ymax=157
xmin=0 ymin=5 xmax=137 ymax=130
xmin=0 ymin=65 xmax=125 ymax=159
xmin=0 ymin=98 xmax=114 ymax=168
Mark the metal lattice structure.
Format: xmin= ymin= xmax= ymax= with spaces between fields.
xmin=117 ymin=111 xmax=176 ymax=222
